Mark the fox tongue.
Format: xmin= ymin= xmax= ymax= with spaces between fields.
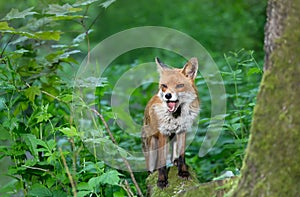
xmin=167 ymin=101 xmax=176 ymax=112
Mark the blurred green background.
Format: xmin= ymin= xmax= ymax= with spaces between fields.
xmin=0 ymin=0 xmax=266 ymax=60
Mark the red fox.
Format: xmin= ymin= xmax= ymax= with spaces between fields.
xmin=142 ymin=57 xmax=200 ymax=188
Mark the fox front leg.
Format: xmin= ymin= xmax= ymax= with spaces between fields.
xmin=157 ymin=132 xmax=169 ymax=188
xmin=176 ymin=132 xmax=189 ymax=178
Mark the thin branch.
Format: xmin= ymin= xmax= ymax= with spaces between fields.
xmin=59 ymin=148 xmax=77 ymax=197
xmin=22 ymin=165 xmax=49 ymax=172
xmin=22 ymin=164 xmax=67 ymax=190
xmin=121 ymin=179 xmax=135 ymax=197
xmin=41 ymin=90 xmax=62 ymax=102
xmin=87 ymin=9 xmax=104 ymax=31
xmin=25 ymin=81 xmax=64 ymax=103
xmin=70 ymin=138 xmax=78 ymax=188
xmin=80 ymin=7 xmax=104 ymax=64
xmin=91 ymin=108 xmax=144 ymax=197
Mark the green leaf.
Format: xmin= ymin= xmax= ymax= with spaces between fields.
xmin=88 ymin=170 xmax=121 ymax=188
xmin=0 ymin=125 xmax=10 ymax=140
xmin=0 ymin=21 xmax=14 ymax=31
xmin=118 ymin=146 xmax=128 ymax=158
xmin=73 ymin=0 xmax=101 ymax=7
xmin=77 ymin=191 xmax=92 ymax=197
xmin=52 ymin=190 xmax=67 ymax=197
xmin=47 ymin=139 xmax=56 ymax=151
xmin=100 ymin=170 xmax=121 ymax=185
xmin=0 ymin=179 xmax=18 ymax=193
xmin=50 ymin=15 xmax=85 ymax=21
xmin=60 ymin=126 xmax=80 ymax=137
xmin=22 ymin=134 xmax=48 ymax=158
xmin=3 ymin=117 xmax=19 ymax=131
xmin=24 ymin=159 xmax=38 ymax=167
xmin=1 ymin=29 xmax=35 ymax=38
xmin=36 ymin=113 xmax=52 ymax=123
xmin=2 ymin=7 xmax=37 ymax=21
xmin=46 ymin=4 xmax=81 ymax=16
xmin=1 ymin=29 xmax=60 ymax=41
xmin=35 ymin=104 xmax=52 ymax=123
xmin=28 ymin=183 xmax=52 ymax=197
xmin=73 ymin=30 xmax=93 ymax=43
xmin=0 ymin=97 xmax=6 ymax=111
xmin=247 ymin=67 xmax=262 ymax=76
xmin=24 ymin=17 xmax=53 ymax=31
xmin=100 ymin=0 xmax=116 ymax=9
xmin=59 ymin=50 xmax=81 ymax=59
xmin=60 ymin=94 xmax=73 ymax=102
xmin=233 ymin=69 xmax=242 ymax=75
xmin=79 ymin=161 xmax=104 ymax=174
xmin=34 ymin=31 xmax=61 ymax=41
xmin=88 ymin=176 xmax=101 ymax=189
xmin=77 ymin=182 xmax=91 ymax=191
xmin=24 ymin=86 xmax=40 ymax=102
xmin=113 ymin=191 xmax=126 ymax=197
xmin=13 ymin=49 xmax=30 ymax=54
xmin=36 ymin=104 xmax=53 ymax=123
xmin=46 ymin=49 xmax=80 ymax=64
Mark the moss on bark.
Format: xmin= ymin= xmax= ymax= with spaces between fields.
xmin=146 ymin=166 xmax=199 ymax=197
xmin=231 ymin=0 xmax=300 ymax=196
xmin=146 ymin=166 xmax=237 ymax=197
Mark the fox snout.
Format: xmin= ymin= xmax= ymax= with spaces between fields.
xmin=162 ymin=91 xmax=178 ymax=101
xmin=164 ymin=93 xmax=172 ymax=100
xmin=160 ymin=90 xmax=179 ymax=112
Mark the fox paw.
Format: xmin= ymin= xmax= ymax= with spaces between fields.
xmin=157 ymin=180 xmax=168 ymax=188
xmin=178 ymin=170 xmax=190 ymax=179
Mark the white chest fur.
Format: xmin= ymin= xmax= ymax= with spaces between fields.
xmin=153 ymin=101 xmax=199 ymax=136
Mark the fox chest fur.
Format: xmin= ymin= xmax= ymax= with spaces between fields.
xmin=145 ymin=94 xmax=199 ymax=136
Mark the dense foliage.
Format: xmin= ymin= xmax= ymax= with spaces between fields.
xmin=0 ymin=0 xmax=266 ymax=196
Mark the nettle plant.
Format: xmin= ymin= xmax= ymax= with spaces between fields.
xmin=218 ymin=49 xmax=263 ymax=173
xmin=185 ymin=49 xmax=263 ymax=182
xmin=0 ymin=1 xmax=136 ymax=197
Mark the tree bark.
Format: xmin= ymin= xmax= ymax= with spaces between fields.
xmin=232 ymin=0 xmax=300 ymax=196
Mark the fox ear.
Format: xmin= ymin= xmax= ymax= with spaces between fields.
xmin=155 ymin=57 xmax=168 ymax=73
xmin=182 ymin=57 xmax=198 ymax=80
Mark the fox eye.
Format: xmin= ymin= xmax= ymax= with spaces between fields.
xmin=176 ymin=84 xmax=184 ymax=89
xmin=161 ymin=84 xmax=168 ymax=89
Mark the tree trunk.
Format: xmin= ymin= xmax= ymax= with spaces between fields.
xmin=232 ymin=0 xmax=300 ymax=196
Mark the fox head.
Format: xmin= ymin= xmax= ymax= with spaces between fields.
xmin=156 ymin=57 xmax=199 ymax=113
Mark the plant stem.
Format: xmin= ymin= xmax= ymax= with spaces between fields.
xmin=59 ymin=148 xmax=77 ymax=197
xmin=91 ymin=108 xmax=144 ymax=197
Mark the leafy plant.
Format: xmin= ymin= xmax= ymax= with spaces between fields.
xmin=186 ymin=49 xmax=263 ymax=182
xmin=0 ymin=0 xmax=266 ymax=196
xmin=0 ymin=1 xmax=133 ymax=196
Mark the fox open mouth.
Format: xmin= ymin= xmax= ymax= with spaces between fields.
xmin=166 ymin=100 xmax=179 ymax=112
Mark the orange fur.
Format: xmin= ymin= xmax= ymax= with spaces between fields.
xmin=142 ymin=57 xmax=200 ymax=188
